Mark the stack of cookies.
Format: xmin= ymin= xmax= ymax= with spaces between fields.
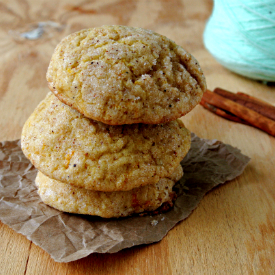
xmin=21 ymin=26 xmax=206 ymax=218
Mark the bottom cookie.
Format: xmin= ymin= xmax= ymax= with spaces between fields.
xmin=35 ymin=165 xmax=183 ymax=218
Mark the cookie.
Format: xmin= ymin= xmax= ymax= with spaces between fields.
xmin=35 ymin=165 xmax=183 ymax=218
xmin=21 ymin=93 xmax=191 ymax=191
xmin=46 ymin=25 xmax=206 ymax=125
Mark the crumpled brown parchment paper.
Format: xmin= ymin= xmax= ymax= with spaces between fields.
xmin=0 ymin=133 xmax=250 ymax=262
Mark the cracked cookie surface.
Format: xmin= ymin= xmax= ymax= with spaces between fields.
xmin=35 ymin=165 xmax=183 ymax=218
xmin=46 ymin=25 xmax=206 ymax=125
xmin=21 ymin=93 xmax=191 ymax=191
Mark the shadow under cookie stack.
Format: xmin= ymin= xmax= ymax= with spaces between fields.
xmin=21 ymin=25 xmax=206 ymax=218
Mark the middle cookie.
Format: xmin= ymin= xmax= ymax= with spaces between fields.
xmin=21 ymin=93 xmax=191 ymax=192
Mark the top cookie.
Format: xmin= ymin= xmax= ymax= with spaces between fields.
xmin=46 ymin=25 xmax=206 ymax=125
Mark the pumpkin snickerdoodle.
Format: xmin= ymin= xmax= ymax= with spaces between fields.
xmin=35 ymin=165 xmax=183 ymax=218
xmin=47 ymin=25 xmax=206 ymax=125
xmin=21 ymin=93 xmax=191 ymax=192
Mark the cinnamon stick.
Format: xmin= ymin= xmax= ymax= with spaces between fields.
xmin=214 ymin=88 xmax=275 ymax=121
xmin=203 ymin=90 xmax=275 ymax=137
xmin=237 ymin=92 xmax=275 ymax=107
xmin=200 ymin=99 xmax=250 ymax=125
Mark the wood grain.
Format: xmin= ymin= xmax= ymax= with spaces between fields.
xmin=0 ymin=0 xmax=275 ymax=274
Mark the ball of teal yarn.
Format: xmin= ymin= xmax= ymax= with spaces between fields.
xmin=203 ymin=0 xmax=275 ymax=82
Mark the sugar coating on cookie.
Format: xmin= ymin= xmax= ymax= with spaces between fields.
xmin=47 ymin=25 xmax=206 ymax=125
xmin=35 ymin=165 xmax=183 ymax=218
xmin=21 ymin=93 xmax=191 ymax=191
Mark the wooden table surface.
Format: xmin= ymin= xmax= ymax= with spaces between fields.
xmin=0 ymin=0 xmax=275 ymax=274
